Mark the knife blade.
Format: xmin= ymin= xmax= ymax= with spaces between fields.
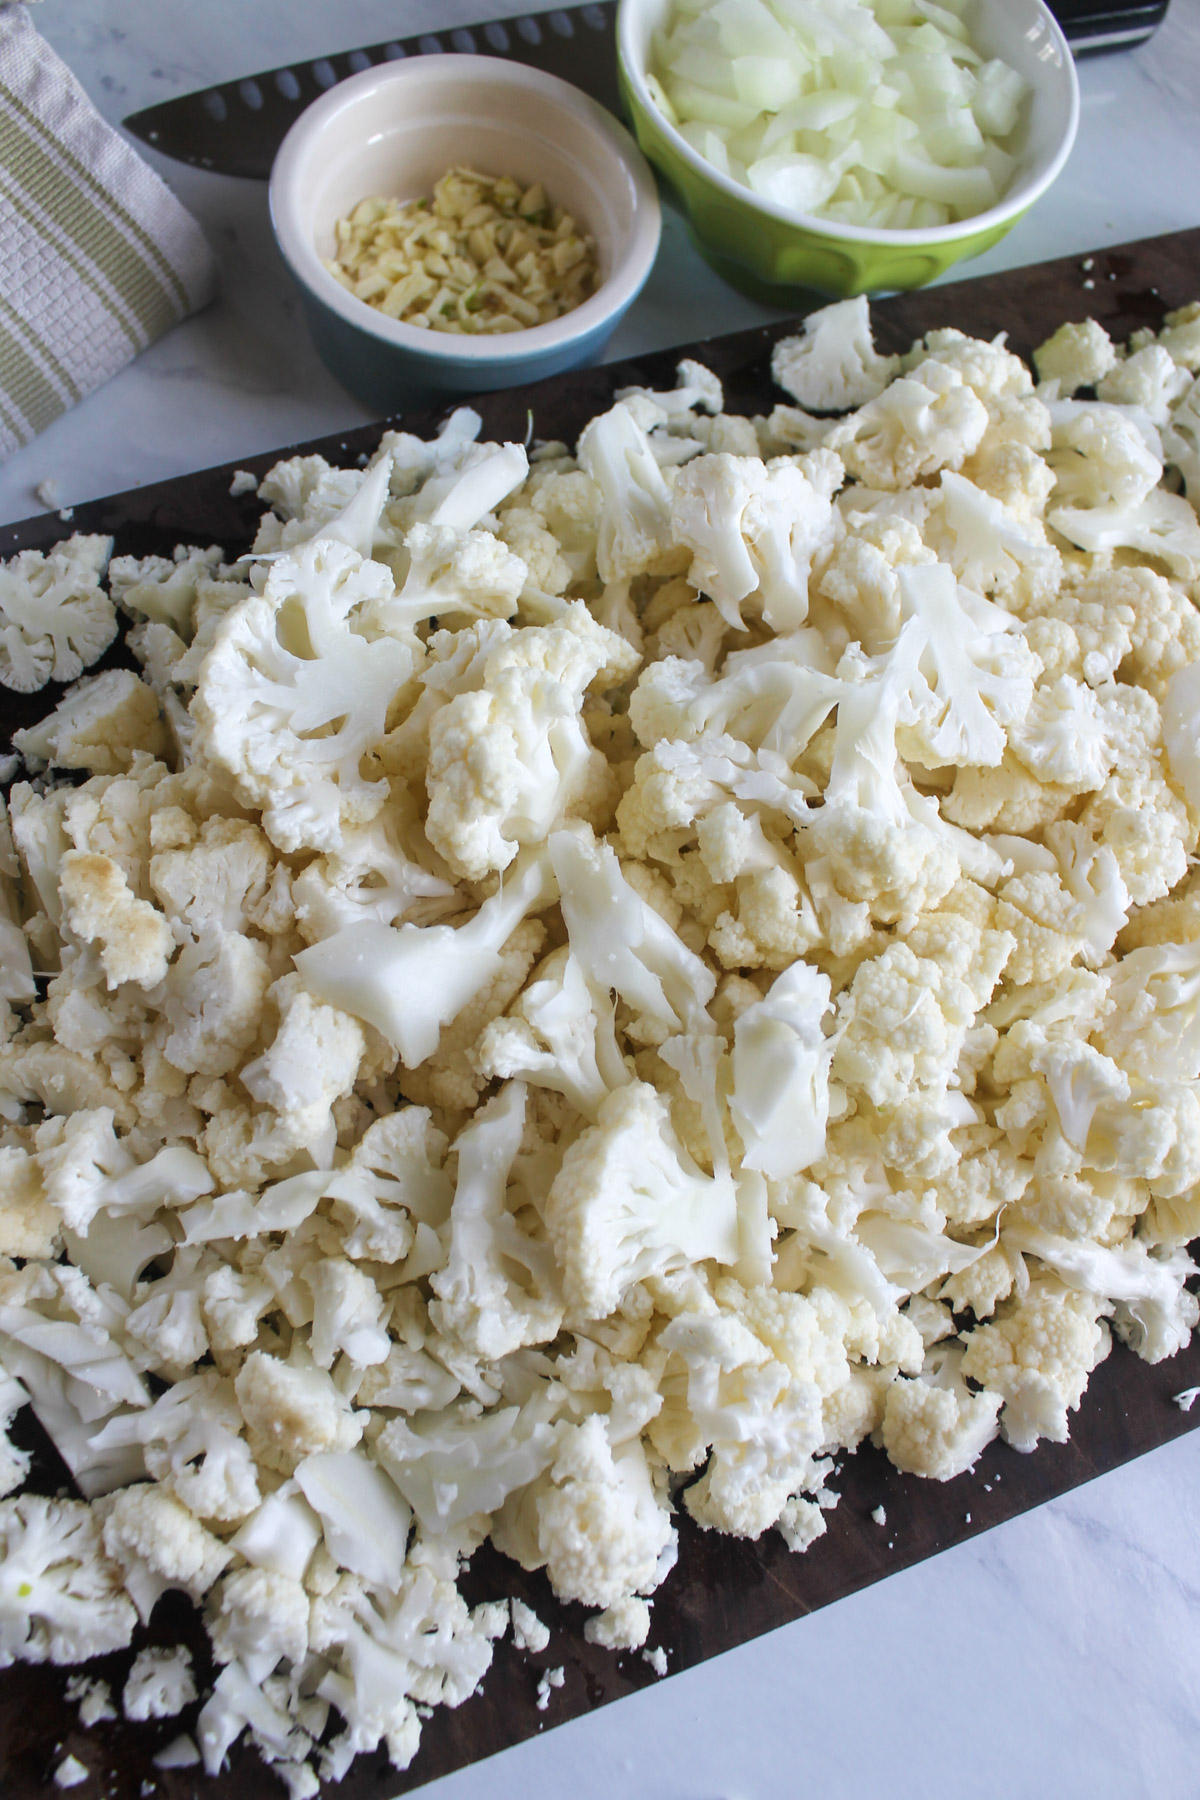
xmin=122 ymin=3 xmax=620 ymax=181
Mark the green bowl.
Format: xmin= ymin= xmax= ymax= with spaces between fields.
xmin=617 ymin=0 xmax=1080 ymax=300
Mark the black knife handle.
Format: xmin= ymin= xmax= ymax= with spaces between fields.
xmin=124 ymin=3 xmax=620 ymax=181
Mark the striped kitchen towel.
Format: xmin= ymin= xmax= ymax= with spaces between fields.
xmin=0 ymin=4 xmax=217 ymax=460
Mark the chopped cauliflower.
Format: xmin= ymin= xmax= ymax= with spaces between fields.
xmin=1 ymin=293 xmax=1199 ymax=1798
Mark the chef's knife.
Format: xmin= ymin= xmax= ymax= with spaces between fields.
xmin=122 ymin=3 xmax=620 ymax=182
xmin=121 ymin=0 xmax=1170 ymax=183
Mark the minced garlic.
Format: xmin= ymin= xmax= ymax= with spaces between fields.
xmin=325 ymin=165 xmax=600 ymax=334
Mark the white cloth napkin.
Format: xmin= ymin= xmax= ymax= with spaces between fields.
xmin=0 ymin=4 xmax=217 ymax=461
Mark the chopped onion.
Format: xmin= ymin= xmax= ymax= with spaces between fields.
xmin=649 ymin=0 xmax=1030 ymax=228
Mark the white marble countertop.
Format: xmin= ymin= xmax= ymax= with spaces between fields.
xmin=11 ymin=4 xmax=1200 ymax=1795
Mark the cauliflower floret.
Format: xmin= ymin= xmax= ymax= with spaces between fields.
xmin=576 ymin=402 xmax=679 ymax=584
xmin=428 ymin=1082 xmax=563 ymax=1360
xmin=1153 ymin=301 xmax=1200 ymax=372
xmin=661 ymin=1280 xmax=850 ymax=1537
xmin=296 ymin=843 xmax=554 ymax=1073
xmin=34 ymin=1105 xmax=212 ymax=1236
xmin=1162 ymin=375 xmax=1200 ymax=505
xmin=583 ymin=1594 xmax=652 ymax=1651
xmin=424 ymin=604 xmax=636 ymax=882
xmin=1085 ymin=565 xmax=1200 ymax=700
xmin=823 ymin=358 xmax=989 ymax=489
xmin=0 ymin=1146 xmax=60 ymax=1258
xmin=323 ymin=1106 xmax=451 ymax=1263
xmin=473 ymin=948 xmax=628 ymax=1122
xmin=669 ymin=452 xmax=838 ymax=634
xmin=192 ymin=538 xmax=419 ymax=854
xmin=942 ymin=754 xmax=1077 ymax=835
xmin=1050 ymin=486 xmax=1200 ymax=584
xmin=149 ymin=816 xmax=275 ymax=937
xmin=1097 ymin=343 xmax=1192 ymax=425
xmin=799 ymin=632 xmax=965 ymax=931
xmin=832 ymin=922 xmax=1012 ymax=1110
xmin=101 ymin=1484 xmax=232 ymax=1615
xmin=959 ymin=438 xmax=1056 ymax=520
xmin=921 ymin=470 xmax=1062 ymax=616
xmin=939 ymin=1243 xmax=1017 ymax=1319
xmin=108 ymin=542 xmax=226 ymax=634
xmin=495 ymin=506 xmax=574 ymax=602
xmin=935 ymin=1137 xmax=1036 ymax=1238
xmin=959 ymin=1279 xmax=1110 ymax=1452
xmin=817 ymin=512 xmax=935 ymax=652
xmin=905 ymin=329 xmax=1034 ymax=406
xmin=58 ymin=852 xmax=174 ymax=990
xmin=234 ymin=1350 xmax=363 ymax=1475
xmin=993 ymin=823 xmax=1129 ymax=984
xmin=307 ymin=1563 xmax=497 ymax=1777
xmin=880 ymin=1343 xmax=1002 ymax=1480
xmin=206 ymin=1565 xmax=310 ymax=1673
xmin=1006 ymin=675 xmax=1111 ymax=790
xmin=0 ymin=534 xmax=115 ymax=693
xmin=709 ymin=857 xmax=822 ymax=973
xmin=895 ymin=563 xmax=1041 ymax=771
xmin=365 ymin=519 xmax=528 ymax=637
xmin=771 ymin=296 xmax=901 ymax=413
xmin=153 ymin=926 xmax=272 ymax=1080
xmin=292 ymin=808 xmax=453 ymax=945
xmin=12 ymin=669 xmax=166 ymax=776
xmin=0 ymin=1494 xmax=136 ymax=1665
xmin=545 ymin=1081 xmax=739 ymax=1321
xmin=1033 ymin=319 xmax=1117 ymax=395
xmin=240 ymin=973 xmax=365 ymax=1168
xmin=534 ymin=1417 xmax=673 ymax=1608
xmin=1046 ymin=400 xmax=1163 ymax=511
xmin=123 ymin=1645 xmax=197 ymax=1721
xmin=1080 ymin=683 xmax=1193 ymax=906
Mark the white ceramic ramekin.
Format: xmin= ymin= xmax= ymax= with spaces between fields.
xmin=269 ymin=54 xmax=663 ymax=411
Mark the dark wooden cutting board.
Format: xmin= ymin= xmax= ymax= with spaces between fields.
xmin=2 ymin=225 xmax=1199 ymax=1800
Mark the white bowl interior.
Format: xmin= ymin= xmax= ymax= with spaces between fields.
xmin=618 ymin=0 xmax=1078 ymax=243
xmin=273 ymin=58 xmax=659 ymax=357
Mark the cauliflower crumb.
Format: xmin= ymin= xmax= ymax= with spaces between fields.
xmin=642 ymin=1645 xmax=668 ymax=1678
xmin=65 ymin=1675 xmax=116 ymax=1726
xmin=583 ymin=1595 xmax=652 ymax=1651
xmin=510 ymin=1598 xmax=551 ymax=1655
xmin=534 ymin=1665 xmax=565 ymax=1711
xmin=123 ymin=1646 xmax=196 ymax=1721
xmin=54 ymin=1756 xmax=88 ymax=1789
xmin=871 ymin=1505 xmax=887 ymax=1527
xmin=151 ymin=1736 xmax=201 ymax=1770
xmin=1173 ymin=1387 xmax=1200 ymax=1412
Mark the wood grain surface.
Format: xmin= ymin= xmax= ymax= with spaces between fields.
xmin=2 ymin=224 xmax=1199 ymax=1800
